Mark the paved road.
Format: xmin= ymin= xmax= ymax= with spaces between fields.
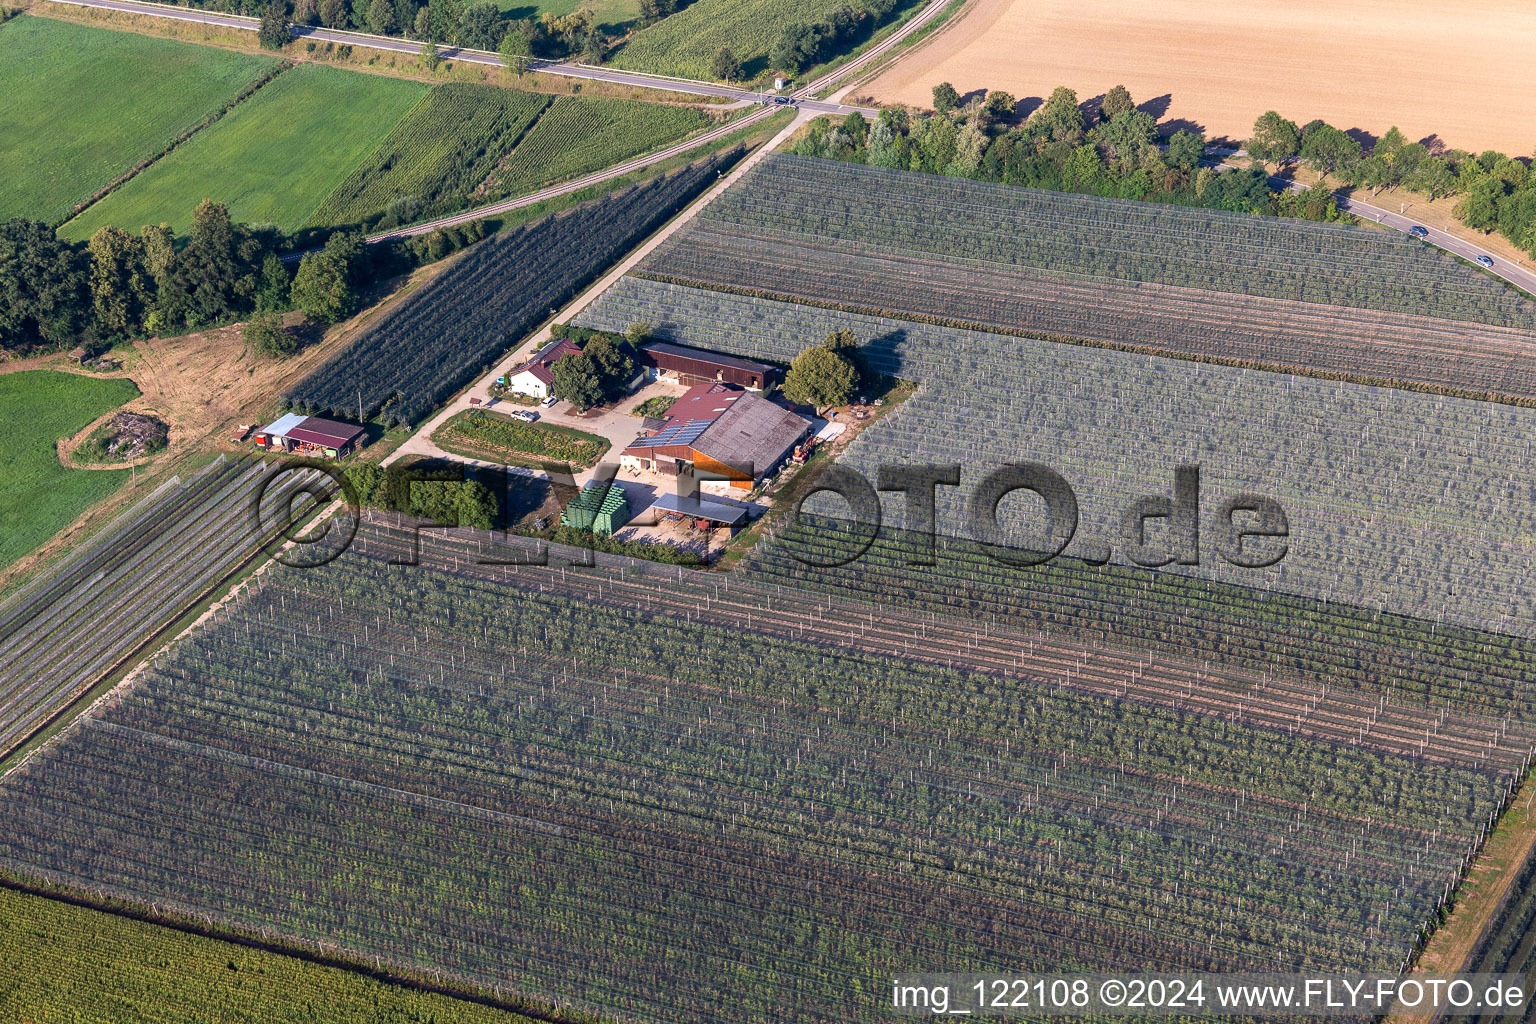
xmin=47 ymin=0 xmax=881 ymax=117
xmin=799 ymin=0 xmax=952 ymax=98
xmin=1269 ymin=176 xmax=1536 ymax=299
xmin=382 ymin=109 xmax=815 ymax=472
xmin=365 ymin=105 xmax=778 ymax=244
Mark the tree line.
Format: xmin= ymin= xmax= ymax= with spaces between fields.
xmin=1247 ymin=110 xmax=1536 ymax=259
xmin=769 ymin=0 xmax=909 ymax=75
xmin=789 ymin=83 xmax=1348 ymax=221
xmin=240 ymin=0 xmax=623 ymax=61
xmin=0 ymin=205 xmax=488 ymax=357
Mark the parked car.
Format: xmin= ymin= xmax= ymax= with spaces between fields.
xmin=512 ymin=410 xmax=539 ymax=423
xmin=1408 ymin=225 xmax=1429 ymax=239
xmin=1475 ymin=254 xmax=1495 ymax=269
xmin=541 ymin=395 xmax=559 ymax=407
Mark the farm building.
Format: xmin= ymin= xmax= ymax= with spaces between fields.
xmin=639 ymin=342 xmax=779 ymax=392
xmin=644 ymin=491 xmax=749 ymax=528
xmin=620 ymin=390 xmax=810 ymax=490
xmin=501 ymin=339 xmax=584 ymax=400
xmin=561 ymin=480 xmax=630 ymax=535
xmin=253 ymin=414 xmax=366 ymax=458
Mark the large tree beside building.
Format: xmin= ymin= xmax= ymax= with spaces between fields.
xmin=550 ymin=351 xmax=604 ymax=410
xmin=783 ymin=337 xmax=858 ymax=409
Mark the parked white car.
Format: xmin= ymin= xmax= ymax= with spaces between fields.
xmin=511 ymin=410 xmax=539 ymax=423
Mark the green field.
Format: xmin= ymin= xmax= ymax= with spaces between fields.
xmin=63 ymin=65 xmax=425 ymax=239
xmin=0 ymin=16 xmax=278 ymax=225
xmin=499 ymin=0 xmax=639 ymax=31
xmin=0 ymin=371 xmax=140 ymax=571
xmin=610 ymin=0 xmax=868 ymax=78
xmin=0 ymin=885 xmax=546 ymax=1024
xmin=308 ymin=83 xmax=551 ymax=230
xmin=487 ymin=96 xmax=708 ymax=198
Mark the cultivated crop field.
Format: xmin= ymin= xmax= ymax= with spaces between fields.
xmin=611 ymin=0 xmax=898 ymax=79
xmin=484 ymin=96 xmax=709 ymax=201
xmin=0 ymin=517 xmax=1525 ymax=1023
xmin=579 ymin=278 xmax=1536 ymax=640
xmin=0 ymin=457 xmax=330 ymax=761
xmin=0 ymin=16 xmax=279 ymax=224
xmin=63 ymin=65 xmax=425 ymax=238
xmin=670 ymin=156 xmax=1536 ymax=328
xmin=288 ymin=150 xmax=741 ymax=426
xmin=434 ymin=410 xmax=610 ymax=467
xmin=308 ymin=84 xmax=552 ymax=231
xmin=862 ymin=0 xmax=1536 ymax=154
xmin=0 ymin=371 xmax=139 ymax=573
xmin=0 ymin=885 xmax=540 ymax=1024
xmin=642 ymin=161 xmax=1536 ymax=403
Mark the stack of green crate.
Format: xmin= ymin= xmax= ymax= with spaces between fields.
xmin=560 ymin=481 xmax=629 ymax=535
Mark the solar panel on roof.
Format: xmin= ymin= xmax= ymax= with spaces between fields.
xmin=671 ymin=420 xmax=712 ymax=447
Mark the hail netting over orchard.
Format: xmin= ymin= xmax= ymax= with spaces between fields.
xmin=0 ymin=517 xmax=1524 ymax=1024
xmin=575 ymin=279 xmax=1536 ymax=640
xmin=0 ymin=457 xmax=335 ymax=761
xmin=689 ymin=155 xmax=1536 ymax=327
xmin=285 ymin=149 xmax=743 ymax=428
xmin=635 ymin=155 xmax=1536 ymax=404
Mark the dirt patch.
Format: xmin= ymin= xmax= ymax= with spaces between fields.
xmin=865 ymin=0 xmax=1536 ymax=154
xmin=1391 ymin=774 xmax=1536 ymax=1020
xmin=0 ymin=259 xmax=448 ymax=595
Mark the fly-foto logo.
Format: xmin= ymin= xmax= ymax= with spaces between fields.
xmin=782 ymin=463 xmax=1290 ymax=571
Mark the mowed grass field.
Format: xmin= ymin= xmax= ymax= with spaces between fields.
xmin=863 ymin=0 xmax=1536 ymax=153
xmin=0 ymin=16 xmax=278 ymax=225
xmin=63 ymin=65 xmax=426 ymax=239
xmin=610 ymin=0 xmax=865 ymax=78
xmin=0 ymin=886 xmax=543 ymax=1024
xmin=0 ymin=371 xmax=140 ymax=572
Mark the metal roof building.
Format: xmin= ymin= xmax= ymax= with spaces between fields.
xmin=640 ymin=342 xmax=780 ymax=392
xmin=647 ymin=491 xmax=749 ymax=526
xmin=253 ymin=414 xmax=365 ymax=458
xmin=620 ymin=391 xmax=811 ymax=489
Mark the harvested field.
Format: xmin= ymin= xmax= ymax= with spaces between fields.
xmin=864 ymin=0 xmax=1536 ymax=154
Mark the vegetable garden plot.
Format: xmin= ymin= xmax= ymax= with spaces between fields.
xmin=287 ymin=149 xmax=742 ymax=427
xmin=640 ymin=224 xmax=1536 ymax=405
xmin=685 ymin=155 xmax=1536 ymax=329
xmin=0 ymin=518 xmax=1521 ymax=1023
xmin=0 ymin=457 xmax=334 ymax=760
xmin=576 ymin=280 xmax=1536 ymax=641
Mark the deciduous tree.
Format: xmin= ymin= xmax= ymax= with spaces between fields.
xmin=550 ymin=352 xmax=604 ymax=410
xmin=931 ymin=81 xmax=959 ymax=114
xmin=258 ymin=1 xmax=289 ymax=48
xmin=244 ymin=312 xmax=298 ymax=357
xmin=707 ymin=46 xmax=740 ymax=81
xmin=1099 ymin=84 xmax=1133 ymax=123
xmin=366 ymin=0 xmax=397 ymax=35
xmin=1248 ymin=110 xmax=1301 ymax=163
xmin=783 ymin=344 xmax=857 ymax=409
